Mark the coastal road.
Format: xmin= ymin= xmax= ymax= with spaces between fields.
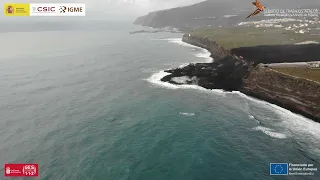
xmin=260 ymin=61 xmax=320 ymax=68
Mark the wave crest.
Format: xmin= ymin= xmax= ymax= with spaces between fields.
xmin=179 ymin=112 xmax=195 ymax=116
xmin=252 ymin=126 xmax=287 ymax=139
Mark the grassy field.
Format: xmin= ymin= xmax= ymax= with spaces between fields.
xmin=190 ymin=26 xmax=320 ymax=49
xmin=271 ymin=67 xmax=320 ymax=83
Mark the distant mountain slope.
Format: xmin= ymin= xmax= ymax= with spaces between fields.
xmin=134 ymin=0 xmax=320 ymax=30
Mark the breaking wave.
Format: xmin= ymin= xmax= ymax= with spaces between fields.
xmin=145 ymin=71 xmax=179 ymax=89
xmin=179 ymin=112 xmax=195 ymax=116
xmin=168 ymin=38 xmax=201 ymax=48
xmin=145 ymin=70 xmax=226 ymax=95
xmin=252 ymin=126 xmax=287 ymax=139
xmin=195 ymin=49 xmax=213 ymax=63
xmin=168 ymin=38 xmax=213 ymax=63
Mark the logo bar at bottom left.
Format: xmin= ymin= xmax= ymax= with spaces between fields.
xmin=4 ymin=164 xmax=39 ymax=177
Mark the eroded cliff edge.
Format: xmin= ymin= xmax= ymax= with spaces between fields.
xmin=161 ymin=34 xmax=320 ymax=122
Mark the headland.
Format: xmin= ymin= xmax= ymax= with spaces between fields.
xmin=160 ymin=28 xmax=320 ymax=122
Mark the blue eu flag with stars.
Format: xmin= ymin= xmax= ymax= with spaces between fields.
xmin=270 ymin=163 xmax=288 ymax=175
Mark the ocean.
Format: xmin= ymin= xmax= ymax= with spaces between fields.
xmin=0 ymin=20 xmax=319 ymax=180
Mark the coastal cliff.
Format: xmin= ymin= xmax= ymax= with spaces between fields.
xmin=242 ymin=66 xmax=320 ymax=121
xmin=161 ymin=34 xmax=320 ymax=122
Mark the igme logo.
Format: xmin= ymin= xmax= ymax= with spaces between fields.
xmin=59 ymin=6 xmax=83 ymax=13
xmin=59 ymin=6 xmax=66 ymax=13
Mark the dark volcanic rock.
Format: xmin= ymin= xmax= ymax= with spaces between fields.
xmin=161 ymin=55 xmax=249 ymax=91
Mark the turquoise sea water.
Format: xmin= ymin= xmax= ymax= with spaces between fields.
xmin=0 ymin=21 xmax=320 ymax=179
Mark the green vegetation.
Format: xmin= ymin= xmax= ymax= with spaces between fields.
xmin=271 ymin=67 xmax=320 ymax=83
xmin=190 ymin=27 xmax=320 ymax=49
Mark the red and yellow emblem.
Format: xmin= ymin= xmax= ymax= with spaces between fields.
xmin=4 ymin=4 xmax=30 ymax=16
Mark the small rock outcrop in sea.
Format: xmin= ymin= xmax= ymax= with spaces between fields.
xmin=160 ymin=34 xmax=320 ymax=122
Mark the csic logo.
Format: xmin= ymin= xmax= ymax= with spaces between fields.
xmin=32 ymin=6 xmax=56 ymax=12
xmin=59 ymin=6 xmax=83 ymax=13
xmin=6 ymin=5 xmax=14 ymax=14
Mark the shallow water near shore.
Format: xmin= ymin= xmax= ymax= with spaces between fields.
xmin=0 ymin=21 xmax=319 ymax=179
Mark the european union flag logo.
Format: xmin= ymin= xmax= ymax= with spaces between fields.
xmin=270 ymin=163 xmax=288 ymax=175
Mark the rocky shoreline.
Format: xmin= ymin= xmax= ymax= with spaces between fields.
xmin=161 ymin=34 xmax=320 ymax=122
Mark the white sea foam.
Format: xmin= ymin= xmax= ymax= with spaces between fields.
xmin=145 ymin=70 xmax=226 ymax=96
xmin=152 ymin=38 xmax=202 ymax=49
xmin=295 ymin=41 xmax=319 ymax=45
xmin=145 ymin=71 xmax=178 ymax=89
xmin=195 ymin=50 xmax=210 ymax=58
xmin=248 ymin=114 xmax=261 ymax=124
xmin=195 ymin=49 xmax=213 ymax=63
xmin=252 ymin=126 xmax=287 ymax=139
xmin=179 ymin=112 xmax=195 ymax=116
xmin=159 ymin=38 xmax=214 ymax=64
xmin=178 ymin=63 xmax=190 ymax=68
xmin=169 ymin=38 xmax=214 ymax=63
xmin=171 ymin=76 xmax=197 ymax=84
xmin=168 ymin=38 xmax=201 ymax=48
xmin=267 ymin=103 xmax=320 ymax=140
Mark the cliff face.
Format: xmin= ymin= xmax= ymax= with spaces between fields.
xmin=181 ymin=34 xmax=231 ymax=60
xmin=231 ymin=45 xmax=320 ymax=65
xmin=242 ymin=66 xmax=320 ymax=121
xmin=161 ymin=34 xmax=320 ymax=122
